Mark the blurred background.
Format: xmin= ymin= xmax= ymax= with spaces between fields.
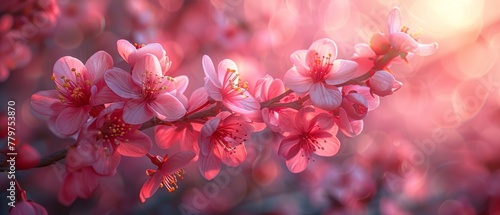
xmin=1 ymin=0 xmax=500 ymax=214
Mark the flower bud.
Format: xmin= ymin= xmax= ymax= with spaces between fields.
xmin=367 ymin=70 xmax=402 ymax=96
xmin=342 ymin=91 xmax=369 ymax=120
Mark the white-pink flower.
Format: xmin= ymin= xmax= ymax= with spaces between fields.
xmin=284 ymin=38 xmax=359 ymax=110
xmin=117 ymin=39 xmax=171 ymax=73
xmin=104 ymin=54 xmax=186 ymax=124
xmin=202 ymin=55 xmax=260 ymax=114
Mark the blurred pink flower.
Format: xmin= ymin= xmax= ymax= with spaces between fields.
xmin=117 ymin=39 xmax=172 ymax=72
xmin=367 ymin=70 xmax=402 ymax=97
xmin=202 ymin=55 xmax=260 ymax=114
xmin=278 ymin=106 xmax=340 ymax=173
xmin=58 ymin=165 xmax=100 ymax=206
xmin=77 ymin=104 xmax=152 ymax=176
xmin=104 ymin=53 xmax=186 ymax=124
xmin=31 ymin=51 xmax=114 ymax=136
xmin=284 ymin=38 xmax=359 ymax=110
xmin=335 ymin=85 xmax=379 ymax=137
xmin=198 ymin=111 xmax=253 ymax=180
xmin=140 ymin=151 xmax=195 ymax=203
xmin=9 ymin=200 xmax=48 ymax=215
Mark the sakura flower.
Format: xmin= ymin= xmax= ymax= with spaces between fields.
xmin=278 ymin=106 xmax=340 ymax=173
xmin=9 ymin=181 xmax=48 ymax=215
xmin=105 ymin=53 xmax=186 ymax=124
xmin=140 ymin=151 xmax=195 ymax=202
xmin=117 ymin=39 xmax=171 ymax=72
xmin=31 ymin=51 xmax=114 ymax=136
xmin=367 ymin=70 xmax=402 ymax=96
xmin=252 ymin=75 xmax=287 ymax=132
xmin=371 ymin=8 xmax=438 ymax=58
xmin=58 ymin=166 xmax=100 ymax=206
xmin=198 ymin=111 xmax=253 ymax=180
xmin=202 ymin=55 xmax=260 ymax=114
xmin=283 ymin=38 xmax=359 ymax=110
xmin=77 ymin=104 xmax=152 ymax=176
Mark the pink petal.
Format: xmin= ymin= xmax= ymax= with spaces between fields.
xmin=306 ymin=38 xmax=338 ymax=64
xmin=202 ymin=55 xmax=221 ymax=88
xmin=53 ymin=56 xmax=85 ymax=85
xmin=123 ymin=98 xmax=154 ymax=124
xmin=311 ymin=130 xmax=340 ymax=157
xmin=174 ymin=75 xmax=189 ymax=94
xmin=30 ymin=90 xmax=64 ymax=116
xmin=218 ymin=59 xmax=238 ymax=86
xmin=117 ymin=39 xmax=136 ymax=63
xmin=283 ymin=67 xmax=314 ymax=93
xmin=309 ymin=83 xmax=342 ymax=110
xmin=76 ymin=167 xmax=100 ymax=198
xmin=161 ymin=151 xmax=196 ymax=175
xmin=268 ymin=78 xmax=285 ymax=99
xmin=290 ymin=50 xmax=310 ymax=75
xmin=132 ymin=53 xmax=162 ymax=86
xmin=198 ymin=146 xmax=222 ymax=180
xmin=389 ymin=32 xmax=419 ymax=53
xmin=10 ymin=201 xmax=48 ymax=215
xmin=92 ymin=150 xmax=121 ymax=176
xmin=413 ymin=42 xmax=438 ymax=56
xmin=223 ymin=93 xmax=260 ymax=114
xmin=133 ymin=43 xmax=166 ymax=65
xmin=285 ymin=149 xmax=309 ymax=173
xmin=204 ymin=78 xmax=223 ymax=101
xmin=117 ymin=131 xmax=152 ymax=157
xmin=155 ymin=125 xmax=180 ymax=149
xmin=188 ymin=87 xmax=208 ymax=112
xmin=149 ymin=93 xmax=186 ymax=121
xmin=387 ymin=7 xmax=402 ymax=34
xmin=90 ymin=85 xmax=122 ymax=106
xmin=220 ymin=144 xmax=247 ymax=167
xmin=325 ymin=59 xmax=359 ymax=86
xmin=104 ymin=68 xmax=140 ymax=99
xmin=278 ymin=135 xmax=301 ymax=159
xmin=199 ymin=117 xmax=221 ymax=156
xmin=55 ymin=106 xmax=89 ymax=135
xmin=336 ymin=108 xmax=364 ymax=137
xmin=0 ymin=64 xmax=9 ymax=82
xmin=139 ymin=172 xmax=162 ymax=203
xmin=353 ymin=43 xmax=376 ymax=58
xmin=180 ymin=127 xmax=200 ymax=161
xmin=85 ymin=51 xmax=113 ymax=84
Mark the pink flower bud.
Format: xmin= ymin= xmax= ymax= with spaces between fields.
xmin=367 ymin=70 xmax=402 ymax=96
xmin=341 ymin=91 xmax=369 ymax=120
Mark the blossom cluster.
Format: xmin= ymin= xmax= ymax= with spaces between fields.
xmin=26 ymin=7 xmax=437 ymax=207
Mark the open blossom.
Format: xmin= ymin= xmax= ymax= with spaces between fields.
xmin=140 ymin=151 xmax=195 ymax=202
xmin=31 ymin=51 xmax=114 ymax=136
xmin=117 ymin=39 xmax=172 ymax=72
xmin=198 ymin=111 xmax=254 ymax=180
xmin=278 ymin=106 xmax=340 ymax=173
xmin=202 ymin=55 xmax=260 ymax=114
xmin=370 ymin=7 xmax=437 ymax=57
xmin=284 ymin=38 xmax=359 ymax=110
xmin=77 ymin=104 xmax=152 ymax=176
xmin=105 ymin=53 xmax=186 ymax=124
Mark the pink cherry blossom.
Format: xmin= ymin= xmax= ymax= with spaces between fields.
xmin=30 ymin=51 xmax=114 ymax=136
xmin=202 ymin=55 xmax=260 ymax=114
xmin=77 ymin=104 xmax=152 ymax=176
xmin=252 ymin=75 xmax=287 ymax=132
xmin=278 ymin=106 xmax=340 ymax=173
xmin=198 ymin=111 xmax=253 ymax=180
xmin=283 ymin=38 xmax=359 ymax=110
xmin=58 ymin=166 xmax=100 ymax=206
xmin=367 ymin=70 xmax=402 ymax=97
xmin=117 ymin=39 xmax=172 ymax=73
xmin=104 ymin=53 xmax=186 ymax=124
xmin=9 ymin=200 xmax=48 ymax=215
xmin=140 ymin=151 xmax=195 ymax=202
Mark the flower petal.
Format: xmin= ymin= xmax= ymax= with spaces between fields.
xmin=285 ymin=149 xmax=309 ymax=173
xmin=123 ymin=98 xmax=154 ymax=124
xmin=387 ymin=7 xmax=402 ymax=34
xmin=139 ymin=172 xmax=162 ymax=203
xmin=220 ymin=144 xmax=247 ymax=167
xmin=290 ymin=50 xmax=310 ymax=75
xmin=188 ymin=87 xmax=208 ymax=112
xmin=198 ymin=146 xmax=222 ymax=180
xmin=53 ymin=56 xmax=85 ymax=85
xmin=307 ymin=38 xmax=338 ymax=63
xmin=413 ymin=42 xmax=438 ymax=56
xmin=204 ymin=78 xmax=223 ymax=101
xmin=132 ymin=53 xmax=162 ymax=86
xmin=218 ymin=59 xmax=238 ymax=86
xmin=309 ymin=83 xmax=342 ymax=110
xmin=199 ymin=117 xmax=221 ymax=156
xmin=283 ymin=67 xmax=313 ymax=93
xmin=389 ymin=32 xmax=419 ymax=53
xmin=223 ymin=93 xmax=260 ymax=114
xmin=117 ymin=131 xmax=152 ymax=157
xmin=149 ymin=93 xmax=186 ymax=121
xmin=55 ymin=106 xmax=89 ymax=135
xmin=85 ymin=51 xmax=113 ymax=84
xmin=92 ymin=150 xmax=121 ymax=176
xmin=161 ymin=151 xmax=196 ymax=175
xmin=104 ymin=68 xmax=140 ymax=99
xmin=117 ymin=39 xmax=136 ymax=63
xmin=325 ymin=59 xmax=359 ymax=85
xmin=278 ymin=135 xmax=301 ymax=159
xmin=311 ymin=130 xmax=340 ymax=157
xmin=30 ymin=90 xmax=64 ymax=116
xmin=202 ymin=55 xmax=221 ymax=88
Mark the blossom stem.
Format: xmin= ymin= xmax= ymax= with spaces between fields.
xmin=260 ymin=89 xmax=293 ymax=107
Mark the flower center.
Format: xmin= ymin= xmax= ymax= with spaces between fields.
xmin=53 ymin=67 xmax=91 ymax=106
xmin=223 ymin=68 xmax=249 ymax=98
xmin=299 ymin=126 xmax=328 ymax=160
xmin=211 ymin=121 xmax=247 ymax=154
xmin=140 ymin=70 xmax=173 ymax=101
xmin=309 ymin=53 xmax=333 ymax=82
xmin=97 ymin=113 xmax=136 ymax=147
xmin=134 ymin=43 xmax=145 ymax=49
